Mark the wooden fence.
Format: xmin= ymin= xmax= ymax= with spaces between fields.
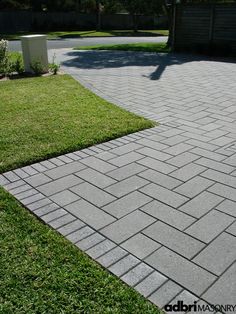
xmin=174 ymin=4 xmax=236 ymax=55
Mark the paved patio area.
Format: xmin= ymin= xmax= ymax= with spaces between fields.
xmin=1 ymin=50 xmax=236 ymax=311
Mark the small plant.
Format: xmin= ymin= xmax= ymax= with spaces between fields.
xmin=49 ymin=54 xmax=60 ymax=75
xmin=0 ymin=39 xmax=8 ymax=62
xmin=0 ymin=43 xmax=24 ymax=77
xmin=14 ymin=55 xmax=24 ymax=75
xmin=0 ymin=39 xmax=9 ymax=76
xmin=30 ymin=59 xmax=44 ymax=76
xmin=7 ymin=53 xmax=24 ymax=75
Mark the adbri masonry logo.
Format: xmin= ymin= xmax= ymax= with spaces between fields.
xmin=164 ymin=300 xmax=236 ymax=312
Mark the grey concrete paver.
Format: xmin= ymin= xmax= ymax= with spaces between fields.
xmin=76 ymin=233 xmax=105 ymax=251
xmin=195 ymin=157 xmax=235 ymax=173
xmin=24 ymin=173 xmax=52 ymax=187
xmin=34 ymin=203 xmax=59 ymax=217
xmin=121 ymin=233 xmax=161 ymax=260
xmin=226 ymin=221 xmax=236 ymax=236
xmin=208 ymin=183 xmax=236 ymax=201
xmin=170 ymin=163 xmax=206 ymax=182
xmin=27 ymin=198 xmax=52 ymax=211
xmin=185 ymin=210 xmax=234 ymax=243
xmin=70 ymin=182 xmax=116 ymax=207
xmin=145 ymin=247 xmax=217 ymax=295
xmin=100 ymin=210 xmax=155 ymax=244
xmin=75 ymin=167 xmax=116 ymax=188
xmin=174 ymin=176 xmax=214 ymax=198
xmin=57 ymin=219 xmax=85 ymax=236
xmin=102 ymin=191 xmax=151 ymax=218
xmin=50 ymin=190 xmax=80 ymax=207
xmin=141 ymin=183 xmax=189 ymax=208
xmin=10 ymin=184 xmax=32 ymax=195
xmin=13 ymin=168 xmax=29 ymax=179
xmin=109 ymin=151 xmax=144 ymax=167
xmin=15 ymin=188 xmax=38 ymax=200
xmin=178 ymin=191 xmax=223 ymax=218
xmin=105 ymin=175 xmax=148 ymax=198
xmin=168 ymin=290 xmax=199 ymax=314
xmin=107 ymin=163 xmax=146 ymax=181
xmin=121 ymin=262 xmax=153 ymax=286
xmin=37 ymin=174 xmax=83 ymax=196
xmin=148 ymin=280 xmax=183 ymax=309
xmin=193 ymin=232 xmax=236 ymax=275
xmin=137 ymin=157 xmax=177 ymax=174
xmin=141 ymin=200 xmax=196 ymax=230
xmin=165 ymin=151 xmax=200 ymax=168
xmin=138 ymin=169 xmax=182 ymax=189
xmin=65 ymin=199 xmax=115 ymax=229
xmin=21 ymin=193 xmax=45 ymax=206
xmin=49 ymin=213 xmax=76 ymax=229
xmin=136 ymin=147 xmax=172 ymax=161
xmin=66 ymin=226 xmax=95 ymax=243
xmin=45 ymin=161 xmax=86 ymax=179
xmin=135 ymin=271 xmax=168 ymax=297
xmin=97 ymin=246 xmax=128 ymax=268
xmin=108 ymin=254 xmax=140 ymax=277
xmin=86 ymin=239 xmax=116 ymax=259
xmin=143 ymin=221 xmax=205 ymax=258
xmin=1 ymin=50 xmax=236 ymax=308
xmin=80 ymin=156 xmax=116 ymax=173
xmin=40 ymin=208 xmax=68 ymax=223
xmin=202 ymin=262 xmax=236 ymax=307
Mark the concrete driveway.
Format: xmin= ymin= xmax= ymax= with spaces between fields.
xmin=1 ymin=49 xmax=236 ymax=310
xmin=9 ymin=36 xmax=167 ymax=51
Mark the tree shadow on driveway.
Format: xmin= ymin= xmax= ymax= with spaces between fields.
xmin=60 ymin=50 xmax=225 ymax=80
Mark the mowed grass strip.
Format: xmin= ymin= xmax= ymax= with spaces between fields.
xmin=74 ymin=42 xmax=170 ymax=53
xmin=1 ymin=29 xmax=169 ymax=40
xmin=0 ymin=74 xmax=154 ymax=172
xmin=0 ymin=188 xmax=161 ymax=314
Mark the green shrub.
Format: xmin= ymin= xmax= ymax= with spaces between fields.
xmin=0 ymin=39 xmax=9 ymax=76
xmin=12 ymin=54 xmax=24 ymax=74
xmin=30 ymin=59 xmax=44 ymax=76
xmin=0 ymin=41 xmax=24 ymax=76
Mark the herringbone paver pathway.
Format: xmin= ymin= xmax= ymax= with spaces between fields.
xmin=1 ymin=50 xmax=236 ymax=311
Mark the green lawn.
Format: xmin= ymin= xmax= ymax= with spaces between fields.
xmin=0 ymin=74 xmax=154 ymax=173
xmin=74 ymin=42 xmax=170 ymax=53
xmin=1 ymin=29 xmax=168 ymax=40
xmin=0 ymin=188 xmax=161 ymax=314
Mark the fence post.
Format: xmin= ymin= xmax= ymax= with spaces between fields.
xmin=209 ymin=4 xmax=215 ymax=43
xmin=172 ymin=3 xmax=177 ymax=51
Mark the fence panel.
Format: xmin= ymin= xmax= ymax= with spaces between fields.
xmin=175 ymin=4 xmax=236 ymax=54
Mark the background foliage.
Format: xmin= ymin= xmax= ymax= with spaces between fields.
xmin=0 ymin=0 xmax=164 ymax=13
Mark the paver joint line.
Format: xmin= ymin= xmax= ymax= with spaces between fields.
xmin=1 ymin=49 xmax=236 ymax=309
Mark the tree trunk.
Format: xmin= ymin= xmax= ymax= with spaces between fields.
xmin=165 ymin=4 xmax=173 ymax=48
xmin=75 ymin=0 xmax=82 ymax=12
xmin=96 ymin=0 xmax=101 ymax=31
xmin=132 ymin=14 xmax=138 ymax=33
xmin=165 ymin=1 xmax=176 ymax=51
